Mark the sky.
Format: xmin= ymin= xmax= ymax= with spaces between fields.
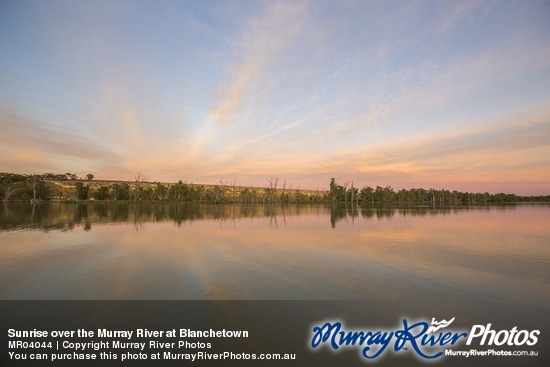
xmin=0 ymin=0 xmax=549 ymax=195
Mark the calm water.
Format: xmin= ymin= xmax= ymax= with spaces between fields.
xmin=2 ymin=202 xmax=549 ymax=366
xmin=0 ymin=203 xmax=549 ymax=302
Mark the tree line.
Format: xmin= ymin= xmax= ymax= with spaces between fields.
xmin=72 ymin=179 xmax=326 ymax=203
xmin=328 ymin=178 xmax=549 ymax=204
xmin=1 ymin=172 xmax=548 ymax=204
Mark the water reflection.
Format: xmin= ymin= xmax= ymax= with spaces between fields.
xmin=1 ymin=202 xmax=320 ymax=232
xmin=1 ymin=203 xmax=548 ymax=300
xmin=0 ymin=202 xmax=534 ymax=232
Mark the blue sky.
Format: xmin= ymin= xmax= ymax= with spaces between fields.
xmin=1 ymin=0 xmax=549 ymax=194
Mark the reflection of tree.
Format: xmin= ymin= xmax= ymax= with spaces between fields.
xmin=330 ymin=204 xmax=345 ymax=228
xmin=0 ymin=202 xmax=525 ymax=232
xmin=131 ymin=203 xmax=143 ymax=234
xmin=266 ymin=204 xmax=279 ymax=229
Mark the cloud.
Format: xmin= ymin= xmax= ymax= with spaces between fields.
xmin=305 ymin=107 xmax=550 ymax=193
xmin=1 ymin=0 xmax=549 ymax=195
xmin=436 ymin=0 xmax=481 ymax=33
xmin=208 ymin=1 xmax=309 ymax=125
xmin=0 ymin=107 xmax=121 ymax=173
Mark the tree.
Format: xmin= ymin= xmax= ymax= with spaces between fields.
xmin=360 ymin=186 xmax=374 ymax=205
xmin=348 ymin=181 xmax=359 ymax=204
xmin=130 ymin=171 xmax=148 ymax=201
xmin=28 ymin=174 xmax=47 ymax=203
xmin=155 ymin=182 xmax=167 ymax=200
xmin=169 ymin=180 xmax=184 ymax=200
xmin=1 ymin=179 xmax=22 ymax=203
xmin=241 ymin=186 xmax=257 ymax=203
xmin=230 ymin=179 xmax=237 ymax=202
xmin=266 ymin=177 xmax=279 ymax=203
xmin=294 ymin=186 xmax=305 ymax=202
xmin=214 ymin=180 xmax=227 ymax=203
xmin=342 ymin=182 xmax=349 ymax=204
xmin=75 ymin=182 xmax=89 ymax=200
xmin=329 ymin=178 xmax=345 ymax=202
xmin=280 ymin=180 xmax=288 ymax=203
xmin=112 ymin=183 xmax=129 ymax=200
xmin=86 ymin=173 xmax=94 ymax=181
xmin=195 ymin=185 xmax=206 ymax=202
xmin=94 ymin=186 xmax=110 ymax=200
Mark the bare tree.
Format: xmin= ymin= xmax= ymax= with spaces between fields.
xmin=214 ymin=179 xmax=227 ymax=203
xmin=230 ymin=179 xmax=237 ymax=202
xmin=267 ymin=177 xmax=279 ymax=204
xmin=134 ymin=171 xmax=148 ymax=182
xmin=343 ymin=182 xmax=349 ymax=205
xmin=28 ymin=174 xmax=41 ymax=203
xmin=131 ymin=171 xmax=149 ymax=201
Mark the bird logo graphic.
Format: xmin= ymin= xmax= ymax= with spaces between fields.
xmin=427 ymin=317 xmax=456 ymax=333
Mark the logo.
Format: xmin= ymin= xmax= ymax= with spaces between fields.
xmin=309 ymin=318 xmax=539 ymax=362
xmin=427 ymin=317 xmax=455 ymax=333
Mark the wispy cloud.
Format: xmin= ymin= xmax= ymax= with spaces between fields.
xmin=0 ymin=107 xmax=120 ymax=173
xmin=208 ymin=1 xmax=309 ymax=125
xmin=436 ymin=0 xmax=482 ymax=33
